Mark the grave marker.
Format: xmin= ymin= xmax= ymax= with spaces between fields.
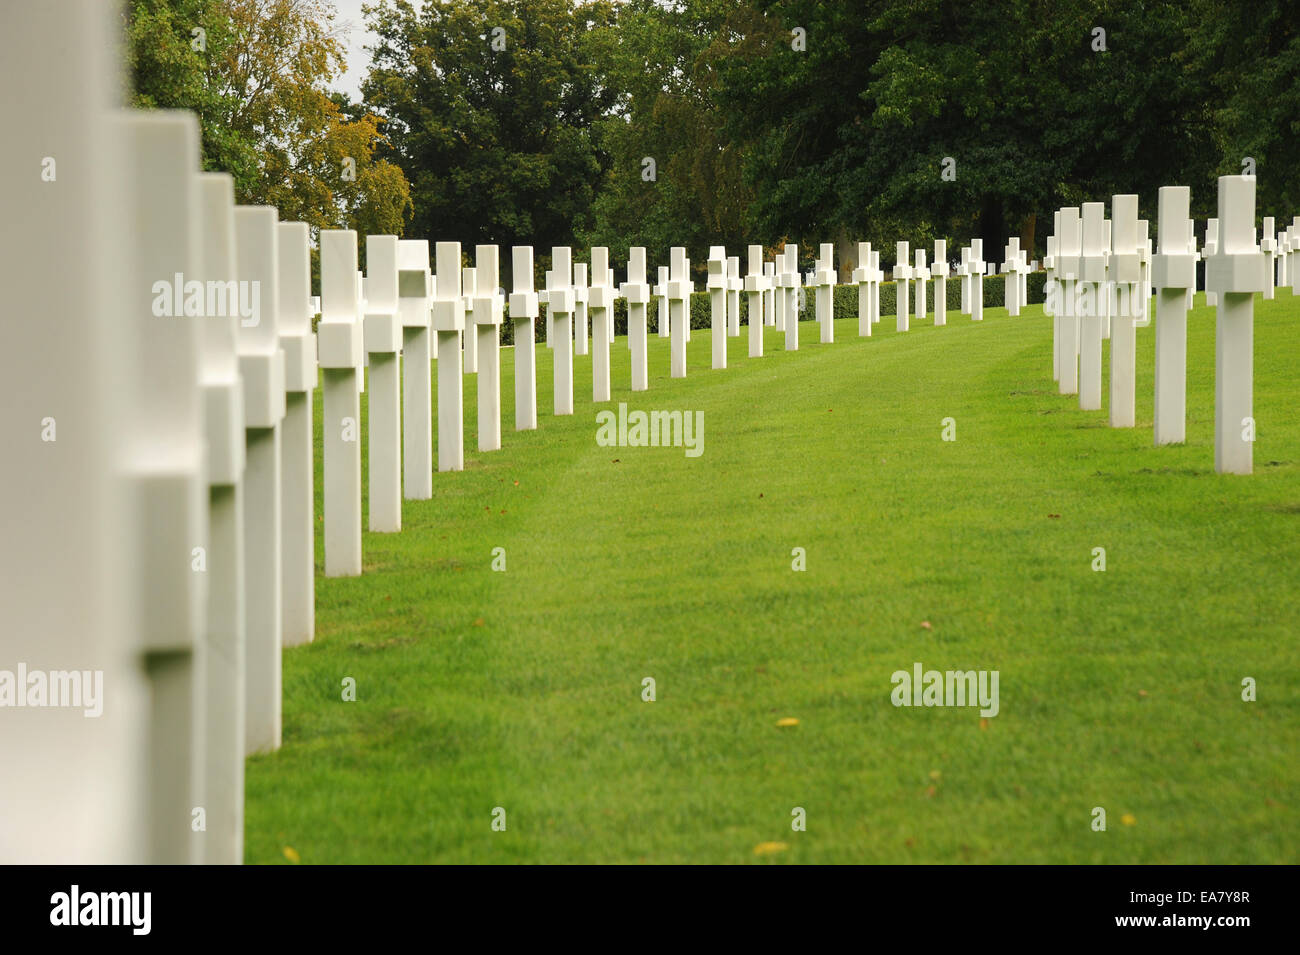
xmin=364 ymin=234 xmax=402 ymax=532
xmin=509 ymin=246 xmax=540 ymax=429
xmin=195 ymin=172 xmax=247 ymax=865
xmin=398 ymin=240 xmax=433 ymax=498
xmin=432 ymin=241 xmax=467 ymax=464
xmin=1206 ymin=175 xmax=1267 ymax=475
xmin=589 ymin=247 xmax=614 ymax=399
xmin=1152 ymin=186 xmax=1197 ymax=446
xmin=728 ymin=255 xmax=742 ymax=337
xmin=708 ymin=246 xmax=728 ymax=369
xmin=894 ymin=241 xmax=912 ymax=331
xmin=913 ymin=247 xmax=927 ymax=322
xmin=1055 ymin=210 xmax=1081 ymax=393
xmin=1109 ymin=195 xmax=1141 ymax=427
xmin=668 ymin=246 xmax=693 ymax=377
xmin=815 ymin=243 xmax=836 ymax=344
xmin=931 ymin=240 xmax=949 ymax=326
xmin=852 ymin=241 xmax=873 ymax=337
xmin=745 ymin=244 xmax=768 ymax=357
xmin=548 ymin=247 xmax=576 ymax=410
xmin=276 ymin=220 xmax=317 ymax=650
xmin=1078 ymin=201 xmax=1108 ymax=411
xmin=233 ymin=202 xmax=286 ymax=765
xmin=473 ymin=245 xmax=505 ymax=449
xmin=318 ymin=230 xmax=363 ymax=577
xmin=621 ymin=247 xmax=651 ymax=391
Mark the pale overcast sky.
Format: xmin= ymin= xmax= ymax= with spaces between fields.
xmin=331 ymin=0 xmax=415 ymax=103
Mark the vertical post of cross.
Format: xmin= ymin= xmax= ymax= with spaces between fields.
xmin=727 ymin=255 xmax=742 ymax=337
xmin=276 ymin=221 xmax=316 ymax=648
xmin=1108 ymin=195 xmax=1141 ymax=427
xmin=852 ymin=241 xmax=872 ymax=337
xmin=1207 ymin=175 xmax=1267 ymax=474
xmin=473 ymin=245 xmax=504 ymax=449
xmin=745 ymin=244 xmax=768 ymax=357
xmin=913 ymin=246 xmax=927 ymax=322
xmin=398 ymin=240 xmax=432 ymax=497
xmin=931 ymin=240 xmax=948 ymax=326
xmin=815 ymin=243 xmax=836 ymax=344
xmin=432 ymin=241 xmax=466 ymax=463
xmin=509 ymin=246 xmax=539 ymax=429
xmin=195 ymin=172 xmax=246 ymax=865
xmin=1078 ymin=202 xmax=1108 ymax=411
xmin=708 ymin=246 xmax=728 ymax=370
xmin=233 ymin=203 xmax=285 ymax=765
xmin=363 ymin=235 xmax=402 ymax=532
xmin=318 ymin=230 xmax=363 ymax=576
xmin=589 ymin=246 xmax=613 ymax=399
xmin=1055 ymin=211 xmax=1080 ymax=392
xmin=622 ymin=247 xmax=651 ymax=391
xmin=782 ymin=244 xmax=802 ymax=350
xmin=894 ymin=241 xmax=912 ymax=332
xmin=668 ymin=246 xmax=693 ymax=377
xmin=1152 ymin=186 xmax=1196 ymax=446
xmin=969 ymin=239 xmax=985 ymax=324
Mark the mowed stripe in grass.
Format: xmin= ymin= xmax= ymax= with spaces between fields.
xmin=246 ymin=293 xmax=1300 ymax=864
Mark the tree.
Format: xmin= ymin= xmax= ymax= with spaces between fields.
xmin=361 ymin=0 xmax=616 ymax=253
xmin=127 ymin=0 xmax=412 ymax=235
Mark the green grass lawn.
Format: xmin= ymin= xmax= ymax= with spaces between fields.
xmin=245 ymin=291 xmax=1300 ymax=864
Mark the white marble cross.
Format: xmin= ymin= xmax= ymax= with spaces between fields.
xmin=1261 ymin=216 xmax=1276 ymax=301
xmin=276 ymin=220 xmax=317 ymax=651
xmin=781 ymin=244 xmax=802 ymax=350
xmin=931 ymin=240 xmax=949 ymax=326
xmin=431 ymin=241 xmax=467 ymax=462
xmin=708 ymin=246 xmax=729 ymax=369
xmin=318 ymin=230 xmax=363 ymax=576
xmin=509 ymin=246 xmax=539 ymax=429
xmin=968 ymin=239 xmax=985 ymax=324
xmin=1078 ymin=201 xmax=1108 ymax=412
xmin=195 ymin=172 xmax=247 ymax=865
xmin=745 ymin=244 xmax=769 ymax=357
xmin=1108 ymin=195 xmax=1141 ymax=427
xmin=727 ymin=254 xmax=743 ymax=337
xmin=764 ymin=260 xmax=777 ymax=326
xmin=589 ymin=247 xmax=614 ymax=399
xmin=1204 ymin=218 xmax=1220 ymax=306
xmin=398 ymin=239 xmax=433 ymax=497
xmin=814 ymin=243 xmax=836 ymax=343
xmin=1003 ymin=237 xmax=1023 ymax=317
xmin=364 ymin=235 xmax=402 ymax=533
xmin=621 ymin=247 xmax=651 ymax=391
xmin=913 ymin=247 xmax=927 ymax=322
xmin=547 ymin=247 xmax=575 ymax=412
xmin=668 ymin=246 xmax=694 ymax=377
xmin=233 ymin=201 xmax=287 ymax=767
xmin=894 ymin=241 xmax=912 ymax=331
xmin=573 ymin=261 xmax=589 ymax=358
xmin=1152 ymin=186 xmax=1197 ymax=446
xmin=852 ymin=241 xmax=873 ymax=337
xmin=1054 ymin=211 xmax=1080 ymax=392
xmin=655 ymin=265 xmax=670 ymax=338
xmin=473 ymin=245 xmax=505 ymax=449
xmin=1206 ymin=176 xmax=1268 ymax=474
xmin=120 ymin=111 xmax=209 ymax=863
xmin=958 ymin=246 xmax=971 ymax=316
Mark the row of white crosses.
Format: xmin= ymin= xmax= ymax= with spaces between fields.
xmin=1045 ymin=176 xmax=1269 ymax=474
xmin=1 ymin=2 xmax=336 ymax=862
xmin=1 ymin=5 xmax=1054 ymax=864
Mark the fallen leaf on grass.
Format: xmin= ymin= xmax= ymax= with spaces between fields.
xmin=1120 ymin=813 xmax=1137 ymax=826
xmin=753 ymin=842 xmax=788 ymax=856
xmin=283 ymin=846 xmax=300 ymax=864
xmin=920 ymin=620 xmax=933 ymax=630
xmin=776 ymin=717 xmax=799 ymax=727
